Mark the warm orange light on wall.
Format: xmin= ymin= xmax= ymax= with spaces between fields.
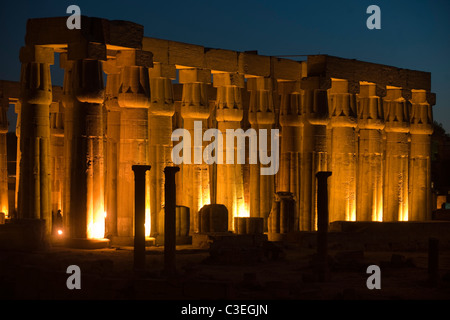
xmin=145 ymin=206 xmax=151 ymax=237
xmin=87 ymin=207 xmax=106 ymax=239
xmin=237 ymin=202 xmax=249 ymax=218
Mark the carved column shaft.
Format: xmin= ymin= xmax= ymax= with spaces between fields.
xmin=328 ymin=79 xmax=357 ymax=223
xmin=356 ymin=82 xmax=384 ymax=221
xmin=179 ymin=68 xmax=211 ymax=233
xmin=68 ymin=58 xmax=105 ymax=239
xmin=116 ymin=50 xmax=152 ymax=238
xmin=278 ymin=81 xmax=302 ymax=229
xmin=247 ymin=77 xmax=275 ymax=230
xmin=18 ymin=45 xmax=53 ymax=234
xmin=409 ymin=90 xmax=433 ymax=221
xmin=300 ymin=81 xmax=329 ymax=231
xmin=383 ymin=87 xmax=409 ymax=221
xmin=214 ymin=72 xmax=245 ymax=231
xmin=149 ymin=62 xmax=175 ymax=238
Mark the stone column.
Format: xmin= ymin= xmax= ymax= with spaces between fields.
xmin=18 ymin=45 xmax=53 ymax=235
xmin=49 ymin=101 xmax=65 ymax=220
xmin=148 ymin=62 xmax=176 ymax=238
xmin=0 ymin=100 xmax=8 ymax=217
xmin=383 ymin=86 xmax=409 ymax=221
xmin=278 ymin=81 xmax=302 ymax=229
xmin=69 ymin=58 xmax=105 ymax=239
xmin=14 ymin=101 xmax=21 ymax=216
xmin=179 ymin=68 xmax=211 ymax=233
xmin=132 ymin=165 xmax=151 ymax=271
xmin=356 ymin=82 xmax=384 ymax=221
xmin=247 ymin=77 xmax=275 ymax=230
xmin=328 ymin=79 xmax=357 ymax=222
xmin=102 ymin=59 xmax=122 ymax=238
xmin=300 ymin=78 xmax=329 ymax=231
xmin=116 ymin=50 xmax=152 ymax=239
xmin=409 ymin=90 xmax=433 ymax=221
xmin=164 ymin=166 xmax=180 ymax=276
xmin=213 ymin=72 xmax=246 ymax=230
xmin=60 ymin=53 xmax=75 ymax=236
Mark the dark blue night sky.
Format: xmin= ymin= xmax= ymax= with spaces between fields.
xmin=1 ymin=0 xmax=449 ymax=132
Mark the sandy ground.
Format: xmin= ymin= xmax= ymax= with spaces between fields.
xmin=1 ymin=241 xmax=450 ymax=301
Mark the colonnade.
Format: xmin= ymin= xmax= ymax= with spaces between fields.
xmin=0 ymin=17 xmax=435 ymax=242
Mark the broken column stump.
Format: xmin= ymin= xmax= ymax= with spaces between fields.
xmin=198 ymin=204 xmax=229 ymax=233
xmin=267 ymin=192 xmax=295 ymax=241
xmin=156 ymin=206 xmax=190 ymax=245
xmin=234 ymin=217 xmax=264 ymax=235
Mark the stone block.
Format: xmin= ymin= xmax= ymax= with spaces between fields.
xmin=198 ymin=204 xmax=228 ymax=233
xmin=239 ymin=52 xmax=270 ymax=77
xmin=116 ymin=50 xmax=153 ymax=68
xmin=213 ymin=72 xmax=245 ymax=88
xmin=271 ymin=57 xmax=303 ymax=81
xmin=19 ymin=46 xmax=54 ymax=64
xmin=205 ymin=48 xmax=238 ymax=72
xmin=179 ymin=68 xmax=211 ymax=84
xmin=169 ymin=40 xmax=205 ymax=68
xmin=142 ymin=37 xmax=169 ymax=63
xmin=68 ymin=41 xmax=107 ymax=61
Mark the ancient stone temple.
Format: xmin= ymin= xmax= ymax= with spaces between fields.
xmin=0 ymin=16 xmax=435 ymax=244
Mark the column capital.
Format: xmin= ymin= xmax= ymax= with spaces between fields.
xmin=180 ymin=68 xmax=211 ymax=120
xmin=409 ymin=89 xmax=433 ymax=135
xmin=356 ymin=81 xmax=384 ymax=130
xmin=278 ymin=81 xmax=302 ymax=127
xmin=328 ymin=79 xmax=357 ymax=128
xmin=383 ymin=86 xmax=410 ymax=133
xmin=246 ymin=76 xmax=275 ymax=126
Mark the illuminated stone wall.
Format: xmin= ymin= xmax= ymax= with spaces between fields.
xmin=1 ymin=16 xmax=435 ymax=241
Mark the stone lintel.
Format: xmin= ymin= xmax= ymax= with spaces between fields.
xmin=178 ymin=68 xmax=211 ymax=84
xmin=116 ymin=50 xmax=153 ymax=68
xmin=25 ymin=16 xmax=144 ymax=50
xmin=212 ymin=72 xmax=245 ymax=88
xmin=143 ymin=37 xmax=305 ymax=80
xmin=67 ymin=41 xmax=107 ymax=61
xmin=19 ymin=46 xmax=54 ymax=64
xmin=307 ymin=54 xmax=432 ymax=94
xmin=149 ymin=62 xmax=177 ymax=79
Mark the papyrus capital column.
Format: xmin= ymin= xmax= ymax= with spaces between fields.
xmin=115 ymin=50 xmax=152 ymax=238
xmin=299 ymin=77 xmax=330 ymax=231
xmin=149 ymin=62 xmax=176 ymax=239
xmin=179 ymin=68 xmax=211 ymax=233
xmin=213 ymin=72 xmax=245 ymax=230
xmin=278 ymin=81 xmax=302 ymax=229
xmin=328 ymin=79 xmax=357 ymax=222
xmin=68 ymin=55 xmax=106 ymax=239
xmin=356 ymin=82 xmax=384 ymax=221
xmin=383 ymin=86 xmax=410 ymax=221
xmin=246 ymin=76 xmax=275 ymax=230
xmin=18 ymin=45 xmax=54 ymax=235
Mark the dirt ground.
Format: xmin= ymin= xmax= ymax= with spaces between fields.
xmin=1 ymin=241 xmax=450 ymax=301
